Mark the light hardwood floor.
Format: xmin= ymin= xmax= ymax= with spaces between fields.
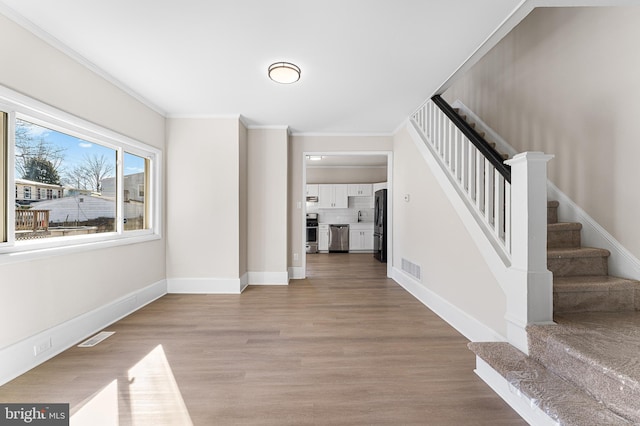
xmin=0 ymin=253 xmax=525 ymax=425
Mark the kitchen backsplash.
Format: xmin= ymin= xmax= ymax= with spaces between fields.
xmin=308 ymin=196 xmax=374 ymax=224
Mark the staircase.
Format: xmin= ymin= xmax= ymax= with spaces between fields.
xmin=547 ymin=200 xmax=640 ymax=313
xmin=454 ymin=108 xmax=510 ymax=161
xmin=470 ymin=201 xmax=640 ymax=425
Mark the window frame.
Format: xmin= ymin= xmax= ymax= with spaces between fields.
xmin=0 ymin=85 xmax=162 ymax=261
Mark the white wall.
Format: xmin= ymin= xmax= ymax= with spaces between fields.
xmin=239 ymin=123 xmax=248 ymax=278
xmin=165 ymin=117 xmax=242 ymax=290
xmin=393 ymin=127 xmax=507 ymax=336
xmin=306 ymin=166 xmax=386 ymax=184
xmin=443 ymin=6 xmax=640 ymax=262
xmin=247 ymin=128 xmax=288 ymax=281
xmin=288 ymin=135 xmax=393 ymax=269
xmin=0 ymin=14 xmax=165 ymax=349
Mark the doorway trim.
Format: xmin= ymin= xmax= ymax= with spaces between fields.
xmin=301 ymin=151 xmax=393 ymax=278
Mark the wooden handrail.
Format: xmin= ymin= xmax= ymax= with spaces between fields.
xmin=431 ymin=95 xmax=511 ymax=183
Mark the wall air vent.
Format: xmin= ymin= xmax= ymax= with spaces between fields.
xmin=402 ymin=258 xmax=421 ymax=281
xmin=77 ymin=331 xmax=115 ymax=348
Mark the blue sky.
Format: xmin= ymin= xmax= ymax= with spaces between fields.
xmin=16 ymin=119 xmax=145 ymax=180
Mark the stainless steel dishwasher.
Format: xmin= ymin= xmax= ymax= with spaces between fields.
xmin=329 ymin=224 xmax=349 ymax=253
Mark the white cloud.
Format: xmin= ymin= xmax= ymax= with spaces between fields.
xmin=79 ymin=142 xmax=93 ymax=148
xmin=26 ymin=127 xmax=50 ymax=138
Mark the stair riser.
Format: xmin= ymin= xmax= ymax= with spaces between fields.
xmin=554 ymin=289 xmax=637 ymax=313
xmin=529 ymin=332 xmax=640 ymax=422
xmin=547 ymin=230 xmax=581 ymax=249
xmin=548 ymin=257 xmax=608 ymax=277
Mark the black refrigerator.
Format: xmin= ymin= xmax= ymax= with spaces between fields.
xmin=373 ymin=189 xmax=387 ymax=262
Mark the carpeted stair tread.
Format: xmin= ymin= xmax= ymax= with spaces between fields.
xmin=548 ymin=222 xmax=583 ymax=248
xmin=469 ymin=342 xmax=631 ymax=425
xmin=528 ymin=312 xmax=640 ymax=422
xmin=554 ymin=275 xmax=640 ymax=313
xmin=554 ymin=275 xmax=640 ymax=291
xmin=548 ymin=222 xmax=582 ymax=232
xmin=548 ymin=247 xmax=610 ymax=277
xmin=547 ymin=247 xmax=610 ymax=259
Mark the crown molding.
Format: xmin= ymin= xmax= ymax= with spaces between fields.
xmin=290 ymin=132 xmax=394 ymax=137
xmin=306 ymin=165 xmax=387 ymax=169
xmin=246 ymin=125 xmax=290 ymax=131
xmin=0 ymin=2 xmax=167 ymax=117
xmin=166 ymin=113 xmax=245 ymax=122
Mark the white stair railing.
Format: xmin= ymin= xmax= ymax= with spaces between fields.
xmin=413 ymin=96 xmax=512 ymax=261
xmin=410 ymin=96 xmax=554 ymax=354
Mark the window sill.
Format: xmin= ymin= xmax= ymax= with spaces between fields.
xmin=0 ymin=231 xmax=161 ymax=265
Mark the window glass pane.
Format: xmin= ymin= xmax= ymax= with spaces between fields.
xmin=14 ymin=119 xmax=116 ymax=240
xmin=122 ymin=152 xmax=148 ymax=231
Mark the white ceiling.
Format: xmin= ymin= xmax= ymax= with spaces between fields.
xmin=0 ymin=0 xmax=522 ymax=134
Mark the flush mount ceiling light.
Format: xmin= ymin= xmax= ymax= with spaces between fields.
xmin=268 ymin=62 xmax=301 ymax=84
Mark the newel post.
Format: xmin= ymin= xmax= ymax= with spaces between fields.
xmin=504 ymin=152 xmax=554 ymax=354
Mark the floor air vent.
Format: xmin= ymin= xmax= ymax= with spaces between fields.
xmin=78 ymin=331 xmax=115 ymax=348
xmin=402 ymin=258 xmax=421 ymax=281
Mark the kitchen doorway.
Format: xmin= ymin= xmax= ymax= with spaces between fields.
xmin=301 ymin=152 xmax=393 ymax=279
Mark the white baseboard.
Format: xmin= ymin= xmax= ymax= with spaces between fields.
xmin=391 ymin=267 xmax=505 ymax=343
xmin=288 ymin=266 xmax=305 ymax=280
xmin=248 ymin=271 xmax=289 ymax=285
xmin=166 ymin=277 xmax=243 ymax=294
xmin=240 ymin=273 xmax=249 ymax=292
xmin=0 ymin=279 xmax=167 ymax=387
xmin=475 ymin=357 xmax=558 ymax=426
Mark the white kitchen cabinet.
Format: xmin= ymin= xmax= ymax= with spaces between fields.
xmin=318 ymin=185 xmax=332 ymax=208
xmin=347 ymin=184 xmax=373 ymax=197
xmin=306 ymin=184 xmax=319 ymax=196
xmin=318 ymin=224 xmax=329 ymax=251
xmin=333 ymin=184 xmax=348 ymax=207
xmin=349 ymin=224 xmax=374 ymax=251
xmin=373 ymin=182 xmax=387 ymax=192
xmin=318 ymin=184 xmax=348 ymax=208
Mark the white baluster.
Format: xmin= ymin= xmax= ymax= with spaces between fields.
xmin=504 ymin=181 xmax=511 ymax=254
xmin=454 ymin=128 xmax=461 ymax=182
xmin=476 ymin=150 xmax=485 ymax=213
xmin=485 ymin=161 xmax=495 ymax=227
xmin=495 ymin=172 xmax=505 ymax=242
xmin=461 ymin=136 xmax=469 ymax=192
xmin=468 ymin=144 xmax=477 ymax=203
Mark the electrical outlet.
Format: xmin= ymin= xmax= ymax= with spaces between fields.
xmin=33 ymin=337 xmax=52 ymax=356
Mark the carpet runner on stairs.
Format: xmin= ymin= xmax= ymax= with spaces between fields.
xmin=546 ymin=200 xmax=640 ymax=313
xmin=469 ymin=342 xmax=631 ymax=425
xmin=470 ymin=200 xmax=640 ymax=425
